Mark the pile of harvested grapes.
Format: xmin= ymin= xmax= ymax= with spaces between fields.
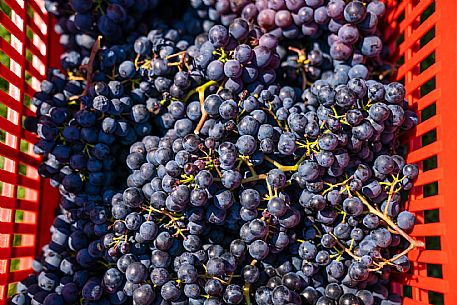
xmin=13 ymin=0 xmax=423 ymax=304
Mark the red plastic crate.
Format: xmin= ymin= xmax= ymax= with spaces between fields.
xmin=384 ymin=0 xmax=457 ymax=304
xmin=0 ymin=0 xmax=455 ymax=304
xmin=0 ymin=0 xmax=60 ymax=302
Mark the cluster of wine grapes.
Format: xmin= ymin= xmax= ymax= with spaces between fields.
xmin=191 ymin=0 xmax=393 ymax=87
xmin=12 ymin=1 xmax=423 ymax=305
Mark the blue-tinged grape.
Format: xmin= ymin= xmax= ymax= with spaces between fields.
xmin=229 ymin=18 xmax=249 ymax=40
xmin=330 ymin=41 xmax=352 ymax=60
xmin=207 ymin=60 xmax=225 ymax=81
xmin=367 ymin=0 xmax=386 ymax=16
xmin=397 ymin=211 xmax=415 ymax=230
xmin=224 ymin=60 xmax=242 ymax=78
xmin=253 ymin=46 xmax=272 ymax=68
xmin=249 ymin=240 xmax=269 ymax=260
xmin=361 ymin=36 xmax=383 ymax=57
xmin=344 ymin=0 xmax=366 ymax=23
xmin=209 ymin=25 xmax=229 ymax=47
xmin=277 ymin=132 xmax=296 ymax=155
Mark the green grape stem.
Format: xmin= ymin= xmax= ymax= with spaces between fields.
xmin=243 ymin=283 xmax=252 ymax=305
xmin=383 ymin=174 xmax=406 ymax=217
xmin=355 ymin=191 xmax=425 ymax=263
xmin=238 ymin=155 xmax=257 ymax=176
xmin=240 ymin=174 xmax=267 ymax=184
xmin=143 ymin=205 xmax=188 ymax=240
xmin=323 ymin=176 xmax=354 ymax=196
xmin=192 ymin=80 xmax=218 ymax=134
xmin=261 ymin=106 xmax=289 ymax=132
xmin=263 ymin=153 xmax=310 ymax=172
xmin=330 ymin=232 xmax=361 ymax=261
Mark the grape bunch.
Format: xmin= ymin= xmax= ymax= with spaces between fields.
xmin=190 ymin=0 xmax=385 ymax=44
xmin=15 ymin=25 xmax=201 ymax=305
xmin=191 ymin=0 xmax=393 ymax=89
xmin=18 ymin=68 xmax=133 ymax=305
xmin=11 ymin=1 xmax=424 ymax=305
xmin=48 ymin=0 xmax=197 ymax=72
xmin=48 ymin=0 xmax=155 ymax=69
xmin=93 ymin=73 xmax=420 ymax=305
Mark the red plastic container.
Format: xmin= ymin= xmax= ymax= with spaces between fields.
xmin=384 ymin=0 xmax=457 ymax=304
xmin=0 ymin=0 xmax=455 ymax=304
xmin=0 ymin=0 xmax=60 ymax=302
